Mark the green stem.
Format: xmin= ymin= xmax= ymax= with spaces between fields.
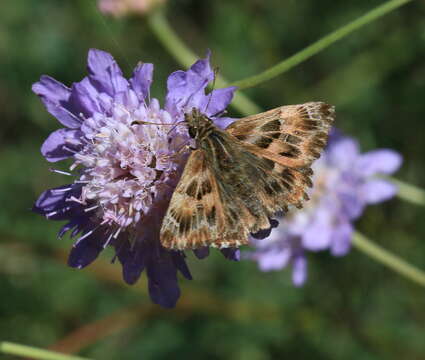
xmin=352 ymin=232 xmax=425 ymax=287
xmin=147 ymin=9 xmax=261 ymax=116
xmin=231 ymin=0 xmax=414 ymax=89
xmin=0 ymin=342 xmax=90 ymax=360
xmin=392 ymin=178 xmax=425 ymax=206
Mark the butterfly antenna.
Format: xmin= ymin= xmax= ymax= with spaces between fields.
xmin=130 ymin=120 xmax=186 ymax=136
xmin=167 ymin=121 xmax=187 ymax=136
xmin=131 ymin=120 xmax=174 ymax=126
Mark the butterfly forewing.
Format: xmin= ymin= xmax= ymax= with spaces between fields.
xmin=160 ymin=102 xmax=335 ymax=250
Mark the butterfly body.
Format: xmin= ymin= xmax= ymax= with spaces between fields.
xmin=161 ymin=102 xmax=335 ymax=250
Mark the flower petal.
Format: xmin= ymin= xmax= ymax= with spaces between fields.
xmin=58 ymin=217 xmax=85 ymax=238
xmin=357 ymin=150 xmax=402 ymax=176
xmin=33 ymin=184 xmax=84 ymax=221
xmin=117 ymin=243 xmax=146 ymax=285
xmin=38 ymin=99 xmax=82 ymax=129
xmin=200 ymin=87 xmax=237 ymax=118
xmin=41 ymin=128 xmax=82 ymax=162
xmin=327 ymin=137 xmax=359 ymax=169
xmin=256 ymin=248 xmax=291 ymax=271
xmin=330 ymin=221 xmax=353 ymax=256
xmin=87 ymin=49 xmax=129 ymax=95
xmin=221 ymin=248 xmax=240 ymax=261
xmin=165 ymin=52 xmax=214 ymax=117
xmin=190 ymin=50 xmax=214 ymax=79
xmin=171 ymin=252 xmax=192 ymax=280
xmin=130 ymin=62 xmax=154 ymax=100
xmin=33 ymin=184 xmax=76 ymax=214
xmin=339 ymin=192 xmax=365 ymax=220
xmin=69 ymin=78 xmax=104 ymax=117
xmin=291 ymin=254 xmax=307 ymax=287
xmin=165 ymin=70 xmax=205 ymax=112
xmin=32 ymin=75 xmax=71 ymax=104
xmin=215 ymin=116 xmax=236 ymax=129
xmin=360 ymin=179 xmax=398 ymax=204
xmin=68 ymin=232 xmax=105 ymax=269
xmin=146 ymin=252 xmax=180 ymax=308
xmin=193 ymin=247 xmax=209 ymax=259
xmin=301 ymin=209 xmax=333 ymax=251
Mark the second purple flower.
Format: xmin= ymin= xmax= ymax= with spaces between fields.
xmin=248 ymin=132 xmax=402 ymax=285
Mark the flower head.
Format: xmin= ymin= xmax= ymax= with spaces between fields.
xmin=32 ymin=49 xmax=236 ymax=307
xmin=98 ymin=0 xmax=165 ymax=17
xmin=248 ymin=132 xmax=402 ymax=285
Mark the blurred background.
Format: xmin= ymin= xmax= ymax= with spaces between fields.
xmin=1 ymin=0 xmax=425 ymax=359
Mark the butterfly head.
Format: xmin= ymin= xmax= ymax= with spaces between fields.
xmin=184 ymin=107 xmax=214 ymax=141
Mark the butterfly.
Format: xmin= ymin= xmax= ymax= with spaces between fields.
xmin=160 ymin=102 xmax=335 ymax=250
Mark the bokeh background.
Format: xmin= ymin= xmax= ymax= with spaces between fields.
xmin=1 ymin=0 xmax=425 ymax=359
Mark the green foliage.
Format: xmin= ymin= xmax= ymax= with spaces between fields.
xmin=1 ymin=0 xmax=425 ymax=359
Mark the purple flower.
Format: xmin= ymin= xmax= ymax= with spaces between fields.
xmin=32 ymin=49 xmax=237 ymax=308
xmin=248 ymin=134 xmax=402 ymax=286
xmin=98 ymin=0 xmax=165 ymax=17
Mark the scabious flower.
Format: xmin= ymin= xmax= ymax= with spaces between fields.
xmin=32 ymin=49 xmax=237 ymax=307
xmin=248 ymin=133 xmax=402 ymax=286
xmin=98 ymin=0 xmax=165 ymax=17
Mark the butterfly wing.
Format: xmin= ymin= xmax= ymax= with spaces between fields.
xmin=161 ymin=132 xmax=311 ymax=250
xmin=160 ymin=102 xmax=334 ymax=250
xmin=224 ymin=101 xmax=335 ymax=212
xmin=160 ymin=149 xmax=249 ymax=250
xmin=226 ymin=102 xmax=335 ymax=168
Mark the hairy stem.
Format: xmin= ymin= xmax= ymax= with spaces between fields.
xmin=0 ymin=342 xmax=90 ymax=360
xmin=231 ymin=0 xmax=414 ymax=89
xmin=352 ymin=232 xmax=425 ymax=287
xmin=392 ymin=178 xmax=425 ymax=206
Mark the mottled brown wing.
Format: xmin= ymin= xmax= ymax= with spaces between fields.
xmin=226 ymin=102 xmax=335 ymax=168
xmin=160 ymin=149 xmax=249 ymax=250
xmin=225 ymin=101 xmax=334 ymax=211
xmin=160 ymin=102 xmax=334 ymax=250
xmin=161 ymin=131 xmax=313 ymax=250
